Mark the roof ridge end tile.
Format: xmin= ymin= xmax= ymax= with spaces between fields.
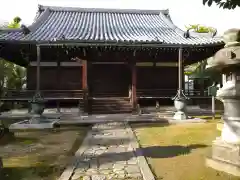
xmin=28 ymin=8 xmax=51 ymax=32
xmin=38 ymin=4 xmax=168 ymax=15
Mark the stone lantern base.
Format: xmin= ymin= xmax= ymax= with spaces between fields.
xmin=173 ymin=111 xmax=187 ymax=120
xmin=206 ymin=137 xmax=240 ymax=176
xmin=173 ymin=98 xmax=188 ymax=120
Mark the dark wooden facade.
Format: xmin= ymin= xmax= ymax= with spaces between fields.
xmin=18 ymin=45 xmax=221 ymax=114
xmin=0 ymin=44 xmax=224 ymax=114
xmin=27 ymin=65 xmax=83 ymax=90
xmin=0 ymin=5 xmax=224 ymax=114
xmin=27 ymin=61 xmax=179 ymax=94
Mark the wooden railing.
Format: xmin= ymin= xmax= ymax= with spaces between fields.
xmin=137 ymin=89 xmax=176 ymax=99
xmin=185 ymin=90 xmax=209 ymax=97
xmin=1 ymin=89 xmax=210 ymax=101
xmin=137 ymin=89 xmax=210 ymax=99
xmin=1 ymin=90 xmax=84 ymax=101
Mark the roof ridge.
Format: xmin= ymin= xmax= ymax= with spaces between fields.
xmin=38 ymin=4 xmax=169 ymax=15
xmin=0 ymin=5 xmax=223 ymax=46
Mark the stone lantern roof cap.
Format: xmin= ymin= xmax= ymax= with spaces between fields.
xmin=206 ymin=28 xmax=240 ymax=71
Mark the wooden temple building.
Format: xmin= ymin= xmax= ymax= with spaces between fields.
xmin=0 ymin=5 xmax=223 ymax=114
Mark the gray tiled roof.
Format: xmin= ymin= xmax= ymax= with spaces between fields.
xmin=0 ymin=5 xmax=223 ymax=46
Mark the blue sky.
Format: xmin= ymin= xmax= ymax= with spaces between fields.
xmin=0 ymin=0 xmax=239 ymax=35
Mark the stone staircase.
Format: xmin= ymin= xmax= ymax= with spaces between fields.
xmin=90 ymin=97 xmax=132 ymax=114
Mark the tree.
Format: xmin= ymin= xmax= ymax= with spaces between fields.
xmin=8 ymin=16 xmax=21 ymax=29
xmin=203 ymin=0 xmax=240 ymax=9
xmin=0 ymin=18 xmax=26 ymax=158
xmin=185 ymin=24 xmax=218 ymax=78
xmin=184 ymin=24 xmax=221 ymax=95
xmin=185 ymin=24 xmax=216 ymax=33
xmin=0 ymin=59 xmax=26 ymax=108
xmin=185 ymin=58 xmax=220 ymax=82
xmin=0 ymin=16 xmax=26 ymax=110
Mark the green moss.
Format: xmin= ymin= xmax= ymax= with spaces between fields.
xmin=132 ymin=122 xmax=238 ymax=180
xmin=0 ymin=126 xmax=89 ymax=180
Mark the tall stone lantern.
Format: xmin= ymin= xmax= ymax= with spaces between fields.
xmin=206 ymin=29 xmax=240 ymax=176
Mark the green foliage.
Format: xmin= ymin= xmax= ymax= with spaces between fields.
xmin=8 ymin=16 xmax=21 ymax=29
xmin=0 ymin=17 xmax=26 ymax=110
xmin=0 ymin=59 xmax=26 ymax=110
xmin=184 ymin=62 xmax=202 ymax=75
xmin=185 ymin=24 xmax=216 ymax=33
xmin=185 ymin=59 xmax=221 ymax=83
xmin=0 ymin=59 xmax=26 ymax=94
xmin=203 ymin=0 xmax=240 ymax=9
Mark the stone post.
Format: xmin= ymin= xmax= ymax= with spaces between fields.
xmin=206 ymin=28 xmax=240 ymax=176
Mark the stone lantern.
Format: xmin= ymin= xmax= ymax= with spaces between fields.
xmin=206 ymin=29 xmax=240 ymax=176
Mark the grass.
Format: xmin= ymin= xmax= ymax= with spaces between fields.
xmin=132 ymin=120 xmax=240 ymax=180
xmin=193 ymin=114 xmax=222 ymax=120
xmin=0 ymin=126 xmax=90 ymax=180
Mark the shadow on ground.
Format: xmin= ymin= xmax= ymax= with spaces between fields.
xmin=130 ymin=122 xmax=170 ymax=129
xmin=0 ymin=126 xmax=90 ymax=180
xmin=0 ymin=133 xmax=40 ymax=146
xmin=1 ymin=165 xmax=61 ymax=180
xmin=74 ymin=144 xmax=208 ymax=165
xmin=140 ymin=144 xmax=208 ymax=158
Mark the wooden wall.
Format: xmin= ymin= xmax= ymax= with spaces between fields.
xmin=26 ymin=61 xmax=181 ymax=96
xmin=136 ymin=66 xmax=178 ymax=89
xmin=60 ymin=67 xmax=82 ymax=90
xmin=27 ymin=66 xmax=82 ymax=90
xmin=88 ymin=64 xmax=131 ymax=95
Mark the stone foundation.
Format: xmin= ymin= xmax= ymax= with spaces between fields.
xmin=9 ymin=118 xmax=59 ymax=132
xmin=206 ymin=137 xmax=240 ymax=176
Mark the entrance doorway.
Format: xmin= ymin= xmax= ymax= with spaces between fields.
xmin=89 ymin=63 xmax=131 ymax=97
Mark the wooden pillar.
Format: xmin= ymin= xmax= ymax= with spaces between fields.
xmin=178 ymin=47 xmax=183 ymax=92
xmin=82 ymin=60 xmax=87 ymax=90
xmin=131 ymin=63 xmax=137 ymax=110
xmin=82 ymin=57 xmax=88 ymax=114
xmin=36 ymin=45 xmax=41 ymax=92
xmin=56 ymin=51 xmax=61 ymax=112
xmin=57 ymin=51 xmax=61 ymax=90
xmin=173 ymin=46 xmax=189 ymax=100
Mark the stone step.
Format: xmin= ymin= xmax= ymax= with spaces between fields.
xmin=92 ymin=102 xmax=131 ymax=106
xmin=91 ymin=98 xmax=132 ymax=114
xmin=92 ymin=106 xmax=132 ymax=110
xmin=91 ymin=99 xmax=130 ymax=103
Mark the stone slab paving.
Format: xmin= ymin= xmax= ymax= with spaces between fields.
xmin=0 ymin=106 xmax=216 ymax=125
xmin=1 ymin=106 xmax=221 ymax=118
xmin=58 ymin=122 xmax=154 ymax=180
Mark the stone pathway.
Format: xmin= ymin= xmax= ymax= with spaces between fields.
xmin=59 ymin=122 xmax=147 ymax=180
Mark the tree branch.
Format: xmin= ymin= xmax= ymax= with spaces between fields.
xmin=203 ymin=0 xmax=240 ymax=9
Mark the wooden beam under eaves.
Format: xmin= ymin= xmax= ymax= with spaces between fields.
xmin=136 ymin=62 xmax=178 ymax=67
